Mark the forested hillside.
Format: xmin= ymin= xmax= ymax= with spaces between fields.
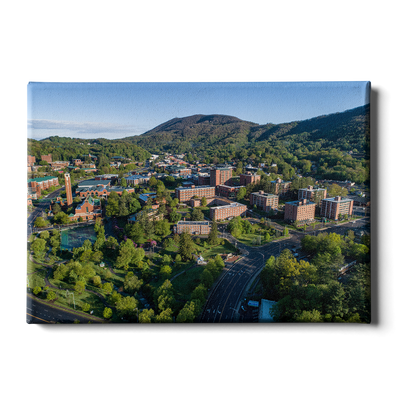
xmin=28 ymin=136 xmax=151 ymax=164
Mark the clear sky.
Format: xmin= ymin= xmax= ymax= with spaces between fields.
xmin=28 ymin=82 xmax=370 ymax=140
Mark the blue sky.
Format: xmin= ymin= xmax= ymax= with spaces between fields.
xmin=28 ymin=82 xmax=370 ymax=140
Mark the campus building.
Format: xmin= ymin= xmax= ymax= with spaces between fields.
xmin=284 ymin=198 xmax=316 ymax=223
xmin=210 ymin=166 xmax=233 ymax=187
xmin=28 ymin=155 xmax=36 ymax=166
xmin=41 ymin=154 xmax=52 ymax=163
xmin=175 ymin=185 xmax=215 ymax=203
xmin=250 ymin=191 xmax=279 ymax=212
xmin=216 ymin=184 xmax=245 ymax=199
xmin=209 ymin=202 xmax=247 ymax=221
xmin=320 ymin=196 xmax=354 ymax=220
xmin=298 ymin=186 xmax=327 ymax=203
xmin=125 ymin=174 xmax=151 ymax=186
xmin=271 ymin=178 xmax=292 ymax=197
xmin=173 ymin=221 xmax=211 ymax=235
xmin=240 ymin=172 xmax=261 ymax=186
xmin=69 ymin=196 xmax=102 ymax=222
xmin=28 ymin=176 xmax=59 ymax=197
xmin=76 ymin=184 xmax=135 ymax=199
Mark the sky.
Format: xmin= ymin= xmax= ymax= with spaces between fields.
xmin=27 ymin=82 xmax=370 ymax=140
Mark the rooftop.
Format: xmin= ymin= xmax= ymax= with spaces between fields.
xmin=177 ymin=221 xmax=210 ymax=226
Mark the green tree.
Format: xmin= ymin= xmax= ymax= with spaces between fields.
xmin=139 ymin=309 xmax=155 ymax=323
xmin=201 ymin=196 xmax=207 ymax=207
xmin=155 ymin=308 xmax=173 ymax=323
xmin=33 ymin=286 xmax=42 ymax=296
xmin=47 ymin=290 xmax=56 ymax=301
xmin=54 ymin=211 xmax=70 ymax=225
xmin=34 ymin=217 xmax=48 ymax=228
xmin=179 ymin=232 xmax=195 ymax=261
xmin=103 ymin=307 xmax=113 ymax=319
xmin=82 ymin=303 xmax=91 ymax=312
xmin=236 ymin=187 xmax=246 ymax=201
xmin=103 ymin=282 xmax=113 ymax=295
xmin=115 ymin=296 xmax=139 ymax=320
xmin=191 ymin=208 xmax=204 ymax=221
xmin=31 ymin=238 xmax=46 ymax=257
xmin=207 ymin=220 xmax=219 ymax=245
xmin=123 ymin=271 xmax=143 ymax=294
xmin=74 ymin=281 xmax=85 ymax=295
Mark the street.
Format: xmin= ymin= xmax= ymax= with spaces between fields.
xmin=200 ymin=217 xmax=369 ymax=323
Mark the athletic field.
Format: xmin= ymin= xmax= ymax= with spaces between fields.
xmin=60 ymin=226 xmax=97 ymax=251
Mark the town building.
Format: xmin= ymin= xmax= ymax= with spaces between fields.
xmin=240 ymin=172 xmax=261 ymax=186
xmin=209 ymin=201 xmax=247 ymax=221
xmin=125 ymin=174 xmax=151 ymax=186
xmin=284 ymin=198 xmax=316 ymax=223
xmin=28 ymin=176 xmax=59 ymax=197
xmin=210 ymin=166 xmax=233 ymax=187
xmin=175 ymin=185 xmax=215 ymax=203
xmin=250 ymin=191 xmax=279 ymax=212
xmin=174 ymin=221 xmax=211 ymax=235
xmin=77 ymin=179 xmax=112 ymax=189
xmin=28 ymin=155 xmax=36 ymax=166
xmin=271 ymin=178 xmax=292 ymax=197
xmin=69 ymin=196 xmax=102 ymax=222
xmin=76 ymin=184 xmax=135 ymax=199
xmin=298 ymin=186 xmax=327 ymax=203
xmin=168 ymin=165 xmax=192 ymax=176
xmin=217 ymin=184 xmax=245 ymax=199
xmin=320 ymin=196 xmax=354 ymax=220
xmin=41 ymin=154 xmax=52 ymax=163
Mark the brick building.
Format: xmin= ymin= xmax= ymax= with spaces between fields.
xmin=76 ymin=184 xmax=134 ymax=199
xmin=69 ymin=196 xmax=102 ymax=222
xmin=28 ymin=155 xmax=36 ymax=166
xmin=216 ymin=184 xmax=245 ymax=199
xmin=125 ymin=174 xmax=151 ymax=186
xmin=197 ymin=174 xmax=210 ymax=186
xmin=271 ymin=178 xmax=292 ymax=196
xmin=209 ymin=202 xmax=247 ymax=221
xmin=320 ymin=196 xmax=354 ymax=220
xmin=240 ymin=172 xmax=261 ymax=186
xmin=174 ymin=221 xmax=211 ymax=235
xmin=250 ymin=191 xmax=279 ymax=212
xmin=175 ymin=185 xmax=215 ymax=203
xmin=41 ymin=154 xmax=52 ymax=163
xmin=210 ymin=166 xmax=233 ymax=187
xmin=28 ymin=176 xmax=59 ymax=196
xmin=284 ymin=199 xmax=316 ymax=223
xmin=298 ymin=186 xmax=327 ymax=204
xmin=49 ymin=161 xmax=70 ymax=170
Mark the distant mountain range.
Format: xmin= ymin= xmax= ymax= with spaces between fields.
xmin=126 ymin=104 xmax=370 ymax=155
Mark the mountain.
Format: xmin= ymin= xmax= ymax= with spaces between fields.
xmin=127 ymin=105 xmax=370 ymax=155
xmin=127 ymin=114 xmax=258 ymax=153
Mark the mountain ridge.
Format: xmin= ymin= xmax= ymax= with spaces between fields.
xmin=126 ymin=104 xmax=369 ymax=154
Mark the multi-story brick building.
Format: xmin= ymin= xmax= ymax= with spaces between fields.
xmin=210 ymin=166 xmax=233 ymax=187
xmin=28 ymin=155 xmax=36 ymax=166
xmin=125 ymin=174 xmax=151 ymax=186
xmin=41 ymin=154 xmax=52 ymax=163
xmin=175 ymin=185 xmax=215 ymax=203
xmin=216 ymin=184 xmax=245 ymax=199
xmin=240 ymin=172 xmax=261 ymax=186
xmin=174 ymin=221 xmax=211 ymax=235
xmin=298 ymin=186 xmax=327 ymax=204
xmin=49 ymin=161 xmax=70 ymax=170
xmin=271 ymin=178 xmax=292 ymax=197
xmin=284 ymin=198 xmax=316 ymax=223
xmin=197 ymin=174 xmax=210 ymax=186
xmin=28 ymin=176 xmax=59 ymax=197
xmin=168 ymin=165 xmax=192 ymax=176
xmin=209 ymin=202 xmax=247 ymax=221
xmin=76 ymin=184 xmax=135 ymax=199
xmin=320 ymin=196 xmax=354 ymax=220
xmin=250 ymin=191 xmax=279 ymax=212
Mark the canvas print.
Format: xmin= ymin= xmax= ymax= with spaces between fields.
xmin=27 ymin=82 xmax=371 ymax=324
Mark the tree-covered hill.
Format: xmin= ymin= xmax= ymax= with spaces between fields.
xmin=127 ymin=105 xmax=370 ymax=157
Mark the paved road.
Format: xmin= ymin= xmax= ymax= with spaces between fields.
xmin=200 ymin=217 xmax=369 ymax=323
xmin=26 ymin=295 xmax=103 ymax=324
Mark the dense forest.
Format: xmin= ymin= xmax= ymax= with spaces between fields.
xmin=28 ymin=136 xmax=151 ymax=164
